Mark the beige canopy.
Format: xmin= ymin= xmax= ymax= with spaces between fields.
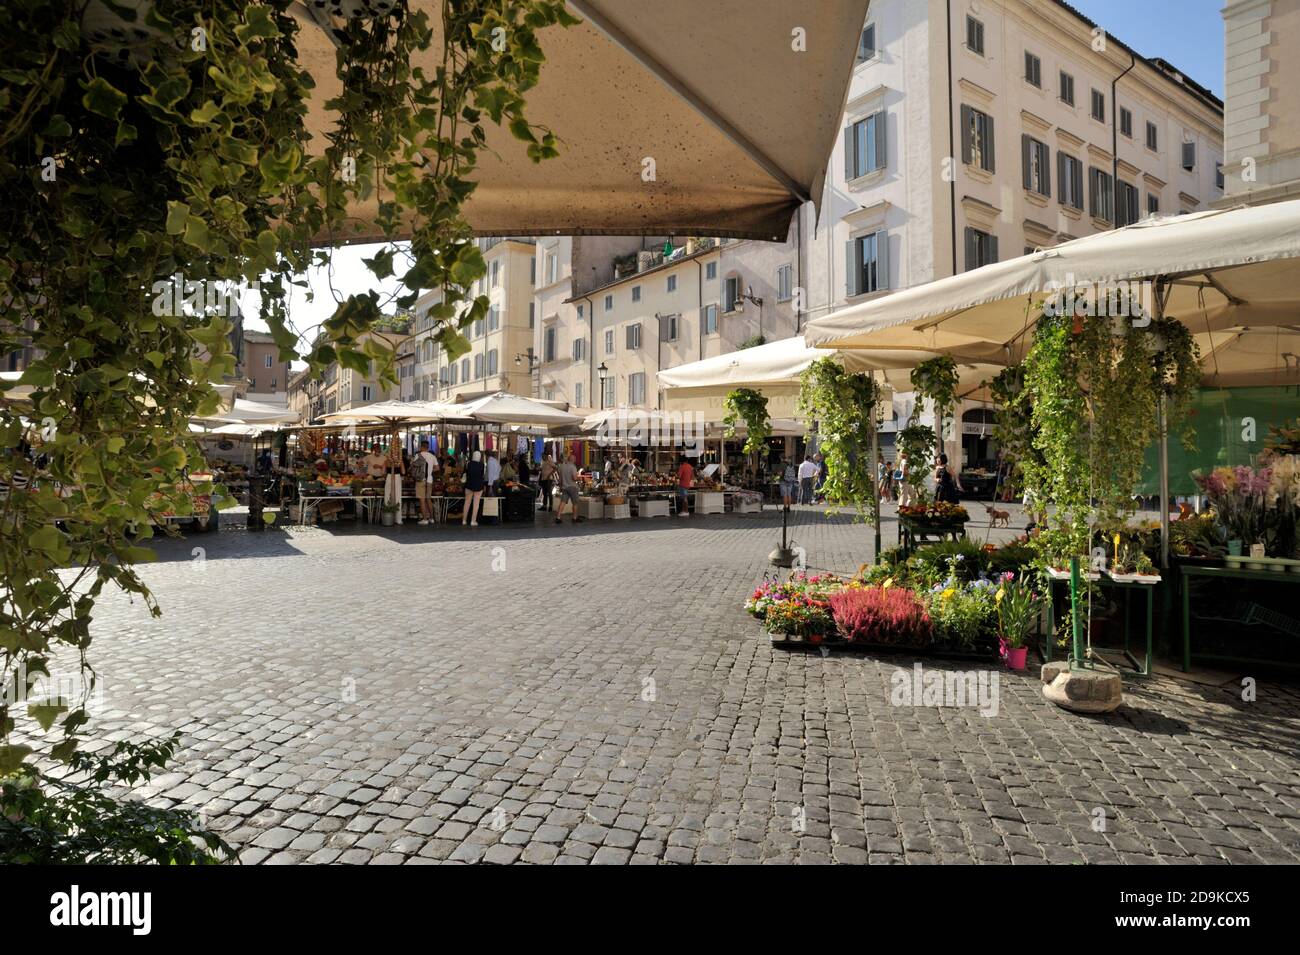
xmin=294 ymin=0 xmax=870 ymax=242
xmin=657 ymin=336 xmax=1002 ymax=401
xmin=321 ymin=400 xmax=465 ymax=426
xmin=207 ymin=397 xmax=302 ymax=426
xmin=804 ymin=201 xmax=1300 ymax=358
xmin=455 ymin=392 xmax=584 ymax=427
xmin=1196 ymin=326 xmax=1300 ymax=389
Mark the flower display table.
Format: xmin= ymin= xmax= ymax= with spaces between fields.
xmin=898 ymin=517 xmax=966 ymax=558
xmin=1041 ymin=574 xmax=1155 ymax=676
xmin=1180 ymin=564 xmax=1299 ymax=673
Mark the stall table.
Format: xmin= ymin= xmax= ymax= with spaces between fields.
xmin=1180 ymin=564 xmax=1299 ymax=672
xmin=1040 ymin=574 xmax=1155 ymax=676
xmin=898 ymin=517 xmax=966 ymax=558
xmin=693 ymin=490 xmax=725 ymax=515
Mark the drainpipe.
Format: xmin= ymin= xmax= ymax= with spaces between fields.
xmin=695 ymin=257 xmax=704 ymax=361
xmin=583 ymin=293 xmax=596 ymax=408
xmin=946 ymin=0 xmax=957 ymax=276
xmin=1112 ymin=49 xmax=1137 ymax=223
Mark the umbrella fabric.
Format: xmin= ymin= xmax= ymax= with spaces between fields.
xmin=320 ymin=400 xmax=466 ymax=425
xmin=456 ymin=392 xmax=583 ymax=427
xmin=207 ymin=397 xmax=301 ymax=425
xmin=804 ymin=200 xmax=1300 ymax=356
xmin=293 ymin=0 xmax=869 ymax=243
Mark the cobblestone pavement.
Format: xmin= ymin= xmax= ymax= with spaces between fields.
xmin=55 ymin=504 xmax=1300 ymax=864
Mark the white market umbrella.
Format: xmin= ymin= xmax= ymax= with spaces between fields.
xmin=279 ymin=0 xmax=872 ymax=243
xmin=321 ymin=399 xmax=466 ymax=426
xmin=657 ymin=335 xmax=1002 ymax=401
xmin=207 ymin=397 xmax=301 ymax=426
xmin=457 ymin=393 xmax=583 ymax=428
xmin=804 ymin=201 xmax=1300 ymax=355
xmin=1195 ymin=325 xmax=1300 ymax=389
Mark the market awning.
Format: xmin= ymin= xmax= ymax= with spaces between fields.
xmin=320 ymin=400 xmax=466 ymax=426
xmin=455 ymin=392 xmax=583 ymax=427
xmin=207 ymin=397 xmax=301 ymax=426
xmin=293 ymin=0 xmax=870 ymax=242
xmin=657 ymin=336 xmax=1001 ymax=400
xmin=803 ymin=200 xmax=1300 ymax=357
xmin=1195 ymin=326 xmax=1300 ymax=389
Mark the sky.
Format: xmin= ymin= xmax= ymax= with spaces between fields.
xmin=248 ymin=0 xmax=1229 ymax=356
xmin=1066 ymin=0 xmax=1225 ymax=98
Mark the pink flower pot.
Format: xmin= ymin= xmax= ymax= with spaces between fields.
xmin=1005 ymin=647 xmax=1028 ymax=671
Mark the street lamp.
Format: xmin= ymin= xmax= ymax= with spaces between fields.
xmin=597 ymin=361 xmax=609 ymax=408
xmin=514 ymin=349 xmax=539 ymax=369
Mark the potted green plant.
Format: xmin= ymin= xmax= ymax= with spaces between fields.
xmin=995 ymin=572 xmax=1042 ymax=670
xmin=381 ymin=503 xmax=399 ymax=526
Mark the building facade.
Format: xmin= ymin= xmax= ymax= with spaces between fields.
xmin=240 ymin=329 xmax=292 ymax=402
xmin=804 ymin=0 xmax=1224 ymax=328
xmin=1218 ymin=0 xmax=1300 ymax=205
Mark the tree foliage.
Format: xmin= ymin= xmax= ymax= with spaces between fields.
xmin=0 ymin=0 xmax=573 ymax=846
xmin=722 ymin=388 xmax=771 ymax=456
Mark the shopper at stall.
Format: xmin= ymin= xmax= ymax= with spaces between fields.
xmin=364 ymin=443 xmax=386 ymax=480
xmin=813 ymin=452 xmax=827 ymax=503
xmin=538 ymin=453 xmax=557 ymax=511
xmin=383 ymin=436 xmax=406 ymax=524
xmin=500 ymin=455 xmax=518 ymax=484
xmin=895 ymin=453 xmax=914 ymax=507
xmin=517 ymin=452 xmax=532 ymax=486
xmin=462 ymin=450 xmax=486 ymax=526
xmin=934 ymin=452 xmax=962 ymax=504
xmin=413 ymin=439 xmax=440 ymax=525
xmin=797 ymin=454 xmax=817 ymax=505
xmin=486 ymin=450 xmax=501 ymax=494
xmin=676 ymin=455 xmax=695 ymax=516
xmin=554 ymin=453 xmax=583 ymax=524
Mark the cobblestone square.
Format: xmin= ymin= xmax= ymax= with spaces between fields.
xmin=68 ymin=508 xmax=1300 ymax=864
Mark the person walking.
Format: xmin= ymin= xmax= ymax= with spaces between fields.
xmin=895 ymin=453 xmax=914 ymax=508
xmin=554 ymin=452 xmax=583 ymax=524
xmin=779 ymin=456 xmax=798 ymax=507
xmin=797 ymin=454 xmax=817 ymax=505
xmin=413 ymin=439 xmax=440 ymax=524
xmin=538 ymin=453 xmax=557 ymax=511
xmin=462 ymin=450 xmax=486 ymax=526
xmin=675 ymin=455 xmax=695 ymax=516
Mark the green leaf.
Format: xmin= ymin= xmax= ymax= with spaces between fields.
xmin=28 ymin=524 xmax=67 ymax=558
xmin=165 ymin=201 xmax=190 ymax=235
xmin=42 ymin=114 xmax=72 ymax=137
xmin=81 ymin=77 xmax=127 ymax=120
xmin=190 ymin=100 xmax=222 ymax=124
xmin=28 ymin=702 xmax=68 ymax=732
xmin=0 ymin=744 xmax=33 ymax=774
xmin=236 ymin=5 xmax=280 ymax=42
xmin=183 ymin=215 xmax=212 ymax=252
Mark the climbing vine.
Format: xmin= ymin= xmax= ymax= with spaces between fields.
xmin=0 ymin=0 xmax=573 ymax=856
xmin=722 ymin=388 xmax=771 ymax=456
xmin=1022 ymin=310 xmax=1201 ymax=559
xmin=797 ymin=357 xmax=880 ymax=519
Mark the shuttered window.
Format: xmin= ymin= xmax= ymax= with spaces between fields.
xmin=1181 ymin=140 xmax=1196 ymax=171
xmin=845 ymin=232 xmax=889 ymax=297
xmin=1022 ymin=135 xmax=1051 ymax=196
xmin=964 ymin=228 xmax=998 ymax=271
xmin=702 ymin=303 xmax=718 ymax=334
xmin=856 ymin=23 xmax=876 ymax=63
xmin=960 ymin=106 xmax=995 ymax=172
xmin=625 ymin=323 xmax=642 ymax=349
xmin=1024 ymin=52 xmax=1041 ymax=88
xmin=1089 ymin=167 xmax=1114 ymax=221
xmin=1057 ymin=153 xmax=1084 ymax=210
xmin=843 ymin=111 xmax=887 ymax=179
xmin=966 ymin=16 xmax=984 ymax=55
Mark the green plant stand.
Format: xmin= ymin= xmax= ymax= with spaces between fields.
xmin=898 ymin=517 xmax=967 ymax=559
xmin=1180 ymin=564 xmax=1300 ymax=672
xmin=1041 ymin=575 xmax=1155 ymax=676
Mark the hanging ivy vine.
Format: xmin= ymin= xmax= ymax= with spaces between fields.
xmin=797 ymin=357 xmax=880 ymax=519
xmin=0 ymin=0 xmax=574 ymax=858
xmin=722 ymin=387 xmax=771 ymax=456
xmin=1022 ymin=310 xmax=1201 ymax=561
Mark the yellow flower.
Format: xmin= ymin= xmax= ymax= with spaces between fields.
xmin=882 ymin=577 xmax=893 ymax=590
xmin=995 ymin=587 xmax=1005 ymax=604
xmin=941 ymin=588 xmax=956 ymax=601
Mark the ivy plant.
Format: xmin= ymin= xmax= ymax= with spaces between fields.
xmin=722 ymin=387 xmax=771 ymax=456
xmin=797 ymin=357 xmax=880 ymax=519
xmin=0 ymin=0 xmax=574 ymax=853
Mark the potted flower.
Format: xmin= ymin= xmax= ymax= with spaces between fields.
xmin=381 ymin=503 xmax=399 ymax=526
xmin=995 ymin=572 xmax=1042 ymax=671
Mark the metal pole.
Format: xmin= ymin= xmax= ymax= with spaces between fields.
xmin=871 ymin=371 xmax=881 ymax=562
xmin=1069 ymin=556 xmax=1083 ymax=668
xmin=1158 ymin=391 xmax=1170 ymax=570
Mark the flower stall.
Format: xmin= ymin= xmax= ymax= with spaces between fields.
xmin=897 ymin=502 xmax=969 ymax=557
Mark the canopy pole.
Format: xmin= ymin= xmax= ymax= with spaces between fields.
xmin=1158 ymin=392 xmax=1170 ymax=571
xmin=871 ymin=371 xmax=881 ymax=563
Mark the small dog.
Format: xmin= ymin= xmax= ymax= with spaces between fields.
xmin=985 ymin=504 xmax=1010 ymax=528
